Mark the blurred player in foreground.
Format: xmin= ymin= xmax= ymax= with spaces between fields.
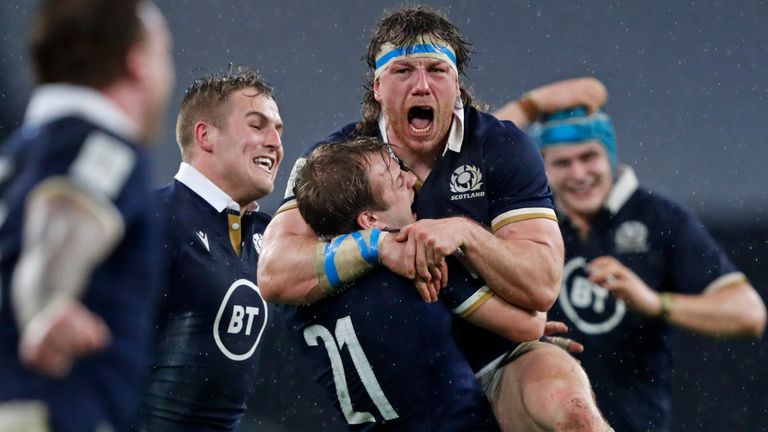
xmin=0 ymin=0 xmax=174 ymax=431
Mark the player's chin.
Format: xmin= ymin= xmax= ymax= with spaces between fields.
xmin=568 ymin=198 xmax=602 ymax=216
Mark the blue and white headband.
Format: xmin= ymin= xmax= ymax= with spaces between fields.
xmin=374 ymin=36 xmax=458 ymax=80
xmin=529 ymin=107 xmax=618 ymax=170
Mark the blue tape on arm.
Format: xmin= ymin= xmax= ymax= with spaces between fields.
xmin=324 ymin=234 xmax=347 ymax=289
xmin=351 ymin=230 xmax=381 ymax=266
xmin=368 ymin=229 xmax=381 ymax=264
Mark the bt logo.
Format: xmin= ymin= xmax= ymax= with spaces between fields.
xmin=214 ymin=279 xmax=268 ymax=361
xmin=227 ymin=305 xmax=260 ymax=335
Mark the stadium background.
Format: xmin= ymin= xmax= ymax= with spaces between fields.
xmin=1 ymin=1 xmax=766 ymax=430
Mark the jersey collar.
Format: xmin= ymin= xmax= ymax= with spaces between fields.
xmin=175 ymin=162 xmax=259 ymax=213
xmin=604 ymin=165 xmax=639 ymax=215
xmin=378 ymin=102 xmax=465 ymax=156
xmin=24 ymin=84 xmax=140 ymax=141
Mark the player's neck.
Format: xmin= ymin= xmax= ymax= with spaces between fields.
xmin=389 ymin=143 xmax=444 ymax=182
xmin=561 ymin=206 xmax=596 ymax=240
xmin=571 ymin=216 xmax=591 ymax=240
xmin=102 ymin=80 xmax=153 ymax=146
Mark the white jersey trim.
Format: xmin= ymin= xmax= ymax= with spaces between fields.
xmin=452 ymin=285 xmax=493 ymax=318
xmin=24 ymin=84 xmax=140 ymax=141
xmin=491 ymin=207 xmax=557 ymax=232
xmin=604 ymin=166 xmax=639 ymax=215
xmin=175 ymin=162 xmax=258 ymax=213
xmin=703 ymin=272 xmax=747 ymax=294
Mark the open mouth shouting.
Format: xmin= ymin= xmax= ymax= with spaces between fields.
xmin=408 ymin=106 xmax=434 ymax=136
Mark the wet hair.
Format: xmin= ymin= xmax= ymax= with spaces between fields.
xmin=30 ymin=0 xmax=145 ymax=88
xmin=357 ymin=4 xmax=474 ymax=136
xmin=176 ymin=65 xmax=275 ymax=159
xmin=294 ymin=137 xmax=392 ymax=238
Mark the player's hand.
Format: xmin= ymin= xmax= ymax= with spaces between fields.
xmin=380 ymin=232 xmax=444 ymax=302
xmin=528 ymin=77 xmax=608 ymax=115
xmin=542 ymin=321 xmax=584 ymax=354
xmin=19 ymin=299 xmax=111 ymax=377
xmin=396 ymin=217 xmax=468 ymax=286
xmin=588 ymin=256 xmax=662 ymax=317
xmin=413 ymin=259 xmax=447 ymax=303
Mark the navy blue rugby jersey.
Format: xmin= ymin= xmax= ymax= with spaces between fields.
xmin=282 ymin=256 xmax=500 ymax=432
xmin=547 ymin=167 xmax=744 ymax=432
xmin=135 ymin=167 xmax=272 ymax=432
xmin=279 ymin=106 xmax=555 ymax=372
xmin=0 ymin=114 xmax=161 ymax=432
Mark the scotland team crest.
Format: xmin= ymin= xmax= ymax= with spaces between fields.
xmin=449 ymin=165 xmax=485 ymax=200
xmin=614 ymin=220 xmax=649 ymax=253
xmin=558 ymin=257 xmax=626 ymax=334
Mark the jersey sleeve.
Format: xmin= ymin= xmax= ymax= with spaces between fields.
xmin=483 ymin=119 xmax=556 ymax=232
xmin=668 ymin=205 xmax=744 ymax=294
xmin=439 ymin=255 xmax=495 ymax=318
xmin=25 ymin=125 xmax=147 ymax=228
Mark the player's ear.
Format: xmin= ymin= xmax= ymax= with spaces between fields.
xmin=373 ymin=79 xmax=383 ymax=102
xmin=124 ymin=38 xmax=148 ymax=83
xmin=356 ymin=211 xmax=378 ymax=229
xmin=194 ymin=121 xmax=214 ymax=153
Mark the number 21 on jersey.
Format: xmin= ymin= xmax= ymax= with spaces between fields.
xmin=303 ymin=316 xmax=399 ymax=425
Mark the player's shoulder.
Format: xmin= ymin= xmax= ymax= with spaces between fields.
xmin=57 ymin=117 xmax=139 ymax=155
xmin=464 ymin=106 xmax=531 ymax=155
xmin=247 ymin=208 xmax=273 ymax=229
xmin=621 ymin=185 xmax=703 ymax=241
xmin=632 ymin=186 xmax=691 ymax=219
xmin=466 ymin=106 xmax=526 ymax=137
xmin=148 ymin=180 xmax=211 ymax=229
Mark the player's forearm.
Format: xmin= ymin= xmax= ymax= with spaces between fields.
xmin=461 ymin=222 xmax=563 ymax=312
xmin=493 ymin=77 xmax=609 ymax=126
xmin=12 ymin=178 xmax=124 ymax=330
xmin=258 ymin=210 xmax=386 ymax=305
xmin=665 ymin=283 xmax=766 ymax=338
xmin=257 ymin=232 xmax=325 ymax=305
xmin=468 ymin=296 xmax=546 ymax=342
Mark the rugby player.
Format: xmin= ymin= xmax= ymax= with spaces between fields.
xmin=259 ymin=5 xmax=611 ymax=431
xmin=133 ymin=66 xmax=283 ymax=431
xmin=0 ymin=1 xmax=174 ymax=430
xmin=285 ymin=137 xmax=544 ymax=430
xmin=528 ymin=105 xmax=767 ymax=431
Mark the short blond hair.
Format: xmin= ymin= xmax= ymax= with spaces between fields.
xmin=175 ymin=65 xmax=274 ymax=160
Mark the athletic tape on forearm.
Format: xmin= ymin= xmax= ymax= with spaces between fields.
xmin=12 ymin=177 xmax=125 ymax=330
xmin=315 ymin=229 xmax=387 ymax=295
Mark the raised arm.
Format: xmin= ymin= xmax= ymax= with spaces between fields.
xmin=493 ymin=77 xmax=608 ymax=127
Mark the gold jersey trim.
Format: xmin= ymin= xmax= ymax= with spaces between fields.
xmin=491 ymin=207 xmax=557 ymax=232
